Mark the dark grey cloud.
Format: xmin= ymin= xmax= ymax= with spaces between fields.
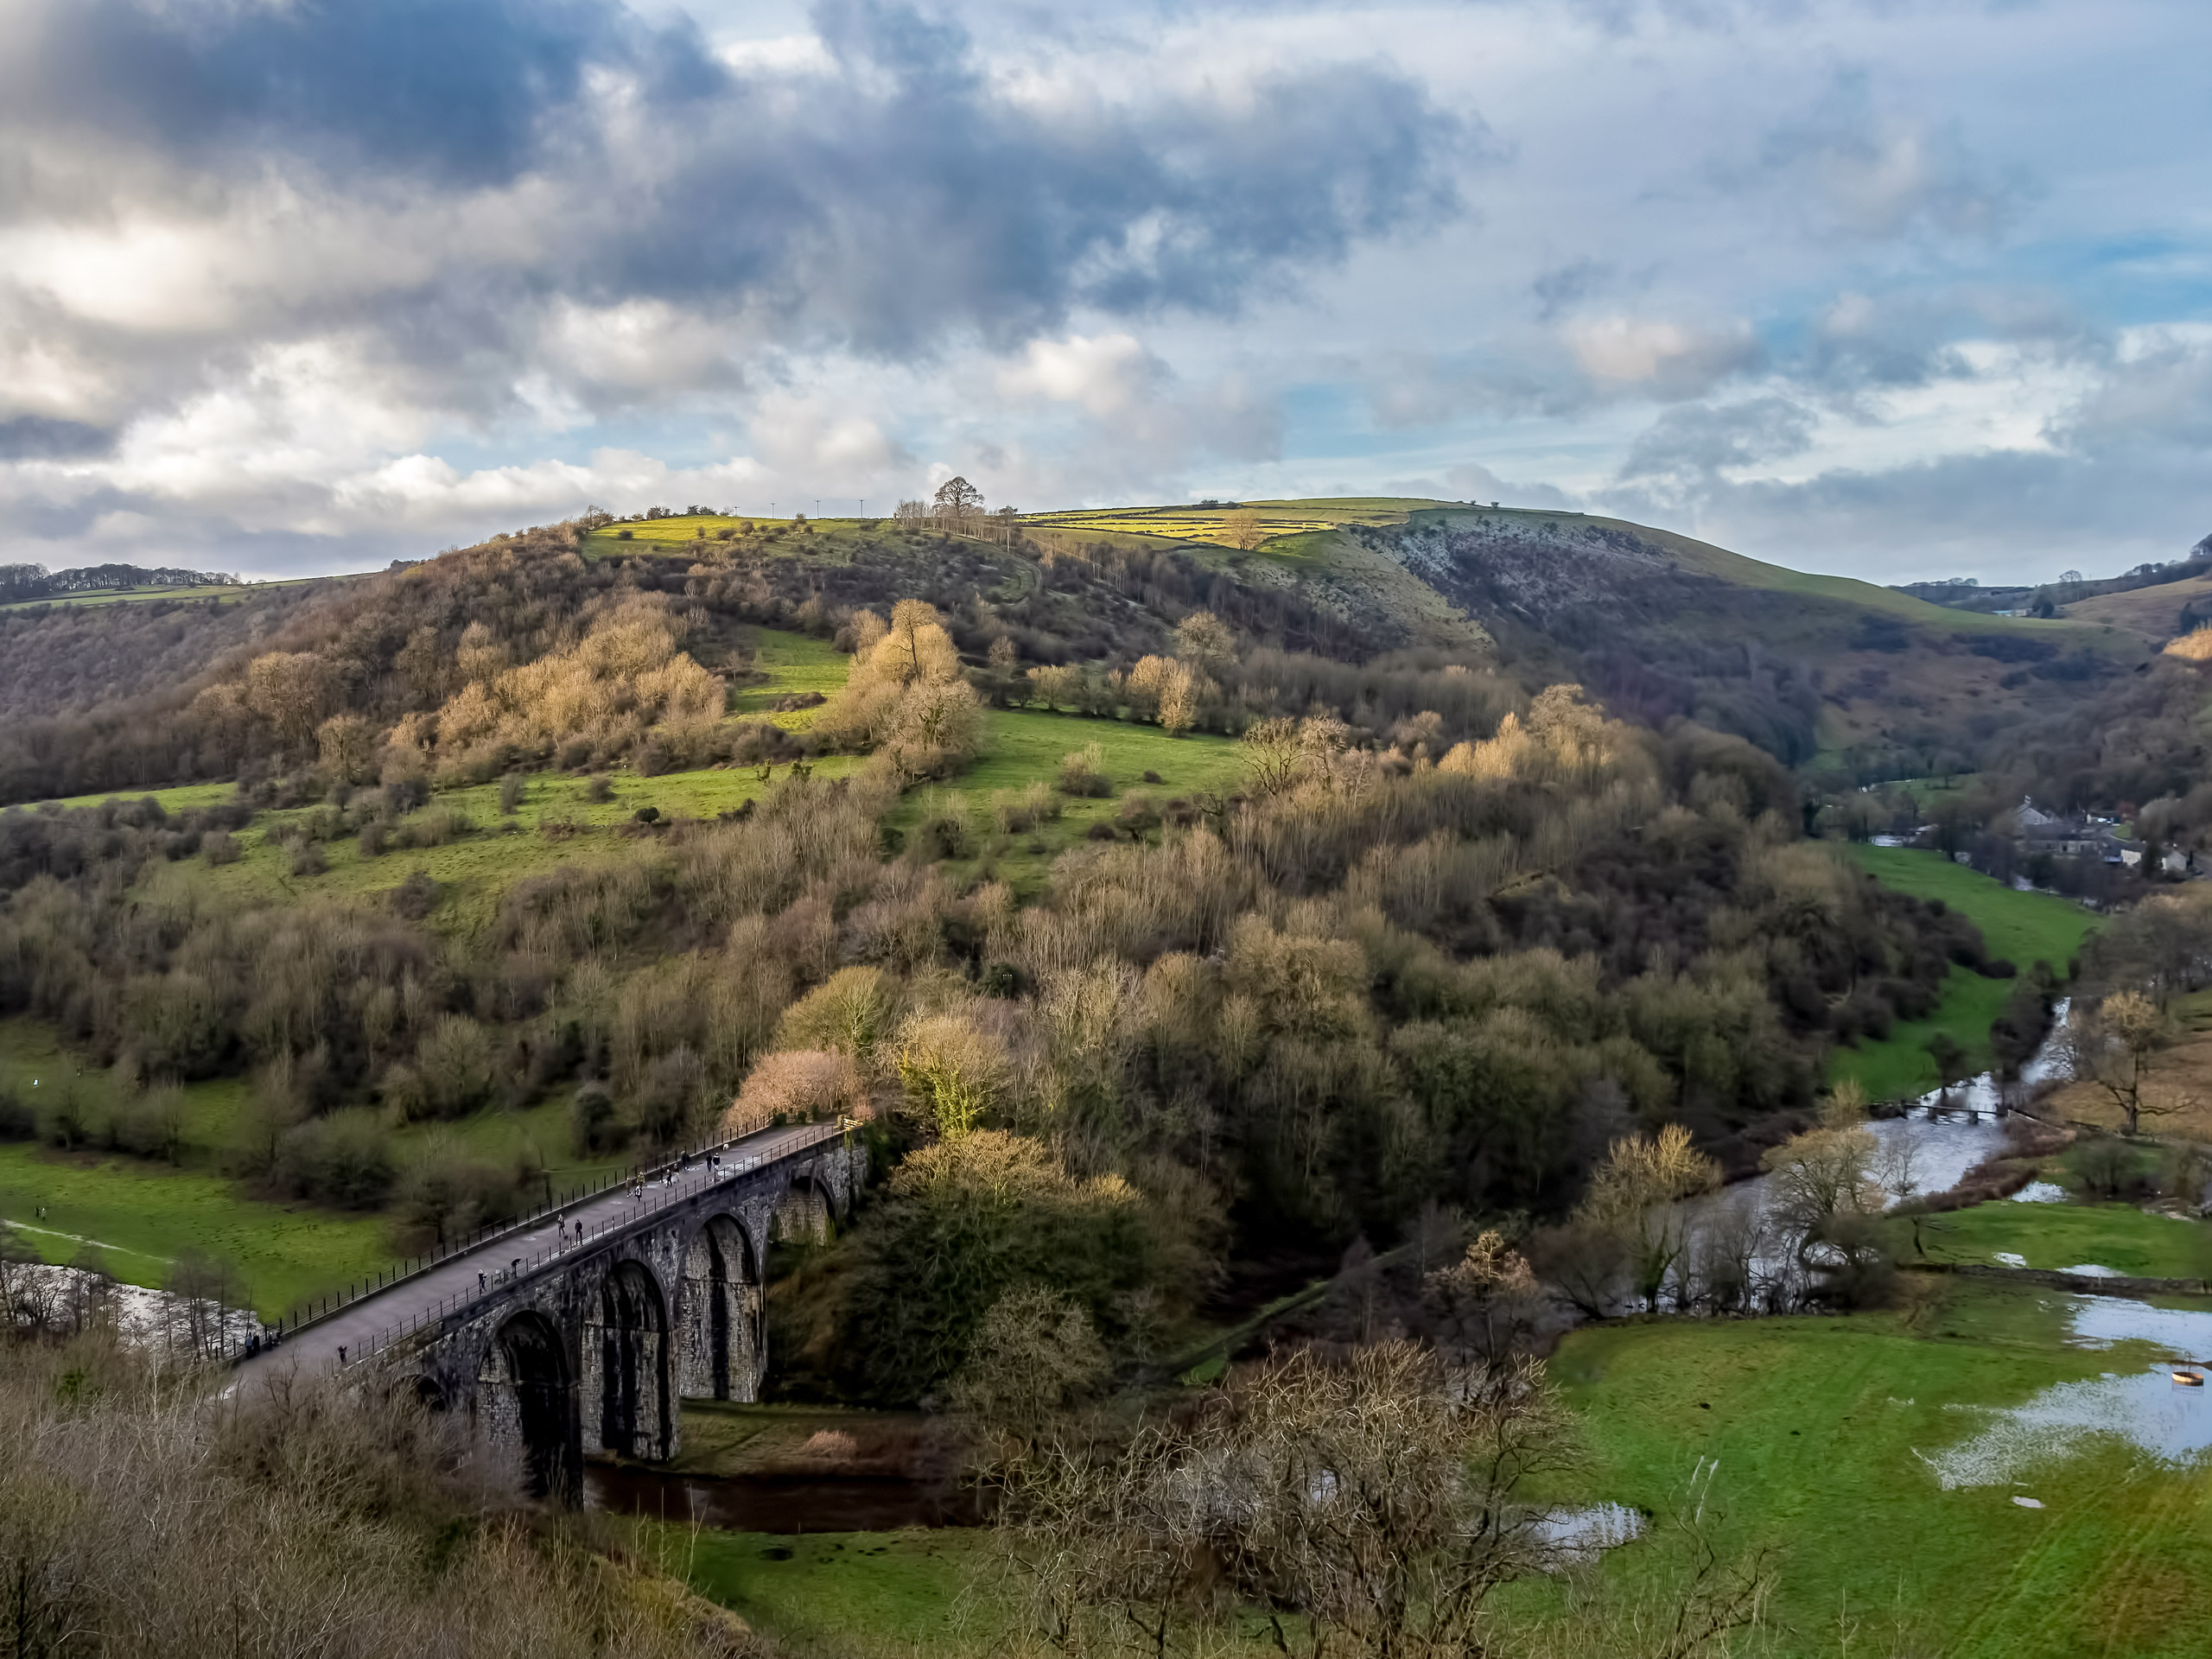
xmin=9 ymin=0 xmax=635 ymax=189
xmin=5 ymin=0 xmax=1468 ymax=376
xmin=573 ymin=3 xmax=1471 ymax=354
xmin=1618 ymin=396 xmax=1815 ymax=479
xmin=0 ymin=417 xmax=112 ymax=461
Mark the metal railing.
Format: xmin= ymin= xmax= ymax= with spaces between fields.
xmin=231 ymin=1117 xmax=855 ymax=1369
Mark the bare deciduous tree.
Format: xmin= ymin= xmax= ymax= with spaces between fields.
xmin=2064 ymin=990 xmax=2178 ymax=1135
xmin=996 ymin=1342 xmax=1578 ymax=1659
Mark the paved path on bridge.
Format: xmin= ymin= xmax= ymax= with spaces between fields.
xmin=235 ymin=1120 xmax=842 ymax=1389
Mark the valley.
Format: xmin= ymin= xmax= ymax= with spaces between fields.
xmin=2 ymin=499 xmax=2209 ymax=1659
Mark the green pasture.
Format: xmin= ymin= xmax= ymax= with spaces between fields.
xmin=1551 ymin=1276 xmax=2212 ymax=1657
xmin=41 ymin=780 xmax=241 ymax=814
xmin=0 ymin=1017 xmax=626 ymax=1312
xmin=734 ymin=626 xmax=850 ymax=723
xmin=1897 ymin=1198 xmax=2212 ymax=1281
xmin=672 ymin=1527 xmax=1000 ymax=1659
xmin=581 ymin=515 xmax=881 ymax=563
xmin=149 ymin=754 xmax=864 ymax=939
xmin=1829 ymin=846 xmax=2098 ymax=1099
xmin=0 ymin=1143 xmax=397 ymax=1317
xmin=892 ymin=708 xmax=1247 ymax=893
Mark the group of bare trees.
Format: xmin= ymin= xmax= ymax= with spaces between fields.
xmin=980 ymin=1334 xmax=1771 ymax=1659
xmin=0 ymin=1330 xmax=760 ymax=1659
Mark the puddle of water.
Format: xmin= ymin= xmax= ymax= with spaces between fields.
xmin=2065 ymin=1264 xmax=2124 ymax=1279
xmin=1918 ymin=1369 xmax=2212 ymax=1489
xmin=583 ymin=1465 xmax=980 ymax=1530
xmin=2068 ymin=1295 xmax=2212 ymax=1356
xmin=1917 ymin=1295 xmax=2212 ymax=1490
xmin=1994 ymin=1252 xmax=2028 ymax=1268
xmin=2011 ymin=1182 xmax=2069 ymax=1204
xmin=1532 ymin=1503 xmax=1643 ymax=1560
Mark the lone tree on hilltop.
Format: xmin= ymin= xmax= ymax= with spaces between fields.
xmin=1224 ymin=505 xmax=1265 ymax=550
xmin=933 ymin=476 xmax=983 ymax=528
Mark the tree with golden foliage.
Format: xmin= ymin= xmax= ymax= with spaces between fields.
xmin=1173 ymin=609 xmax=1238 ymax=673
xmin=1425 ymin=1229 xmax=1541 ymax=1359
xmin=1579 ymin=1122 xmax=1720 ymax=1311
xmin=1222 ymin=505 xmax=1265 ymax=550
xmin=723 ymin=1047 xmax=865 ymax=1136
xmin=2064 ymin=988 xmax=2177 ymax=1134
xmin=896 ymin=1009 xmax=1011 ymax=1138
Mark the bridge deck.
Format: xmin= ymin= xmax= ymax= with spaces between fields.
xmin=235 ymin=1120 xmax=843 ymax=1387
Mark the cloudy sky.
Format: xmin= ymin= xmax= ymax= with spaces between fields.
xmin=3 ymin=0 xmax=2208 ymax=582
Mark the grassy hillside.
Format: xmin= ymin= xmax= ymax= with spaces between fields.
xmin=1830 ymin=846 xmax=2097 ymax=1098
xmin=2063 ymin=573 xmax=2212 ymax=642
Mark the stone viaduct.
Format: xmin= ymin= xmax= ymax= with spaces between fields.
xmin=238 ymin=1121 xmax=865 ymax=1502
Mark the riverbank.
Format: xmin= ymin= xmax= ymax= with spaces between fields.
xmin=1832 ymin=846 xmax=2097 ymax=1099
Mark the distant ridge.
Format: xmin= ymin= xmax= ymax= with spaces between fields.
xmin=0 ymin=561 xmax=245 ymax=604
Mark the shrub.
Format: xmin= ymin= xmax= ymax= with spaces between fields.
xmin=393 ymin=1142 xmax=528 ymax=1249
xmin=0 ymin=1087 xmax=35 ymax=1141
xmin=356 ymin=818 xmax=388 ymax=858
xmin=1085 ymin=820 xmax=1116 ymax=841
xmin=111 ymin=1083 xmax=187 ymax=1163
xmin=585 ymin=774 xmax=614 ymax=803
xmin=391 ymin=868 xmax=437 ymax=920
xmin=269 ymin=1112 xmax=397 ymax=1208
xmin=289 ymin=840 xmax=327 ymax=877
xmin=1057 ymin=743 xmax=1111 ymax=798
xmin=991 ymin=781 xmax=1059 ymax=834
xmin=1114 ymin=791 xmax=1161 ymax=839
xmin=499 ymin=773 xmax=524 ymax=814
xmin=2074 ymin=1136 xmax=2145 ymax=1200
xmin=203 ymin=830 xmax=239 ymax=866
xmin=916 ymin=793 xmax=971 ymax=860
xmin=411 ymin=1014 xmax=496 ymax=1119
xmin=570 ymin=1080 xmax=626 ymax=1154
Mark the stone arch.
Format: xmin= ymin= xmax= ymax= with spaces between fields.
xmin=679 ymin=1212 xmax=763 ymax=1402
xmin=476 ymin=1310 xmax=576 ymax=1501
xmin=772 ymin=1172 xmax=833 ymax=1244
xmin=583 ymin=1260 xmax=672 ymax=1460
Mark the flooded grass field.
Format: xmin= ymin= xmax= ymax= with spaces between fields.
xmin=1552 ymin=1274 xmax=2212 ymax=1656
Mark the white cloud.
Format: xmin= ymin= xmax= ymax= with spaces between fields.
xmin=1566 ymin=315 xmax=1763 ymax=399
xmin=995 ymin=334 xmax=1164 ymax=418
